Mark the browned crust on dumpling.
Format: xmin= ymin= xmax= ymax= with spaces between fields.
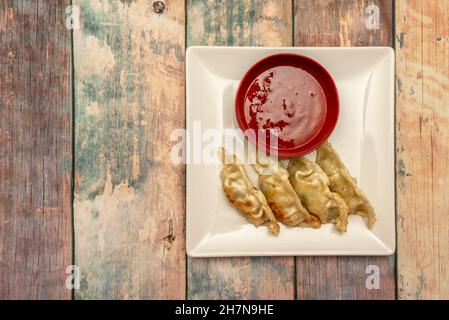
xmin=257 ymin=168 xmax=315 ymax=228
xmin=316 ymin=142 xmax=376 ymax=229
xmin=287 ymin=156 xmax=349 ymax=232
xmin=299 ymin=214 xmax=321 ymax=229
xmin=220 ymin=148 xmax=280 ymax=235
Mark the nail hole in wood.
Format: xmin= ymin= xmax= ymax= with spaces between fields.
xmin=153 ymin=1 xmax=165 ymax=14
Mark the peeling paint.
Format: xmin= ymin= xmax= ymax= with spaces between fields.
xmin=397 ymin=32 xmax=405 ymax=49
xmin=397 ymin=159 xmax=412 ymax=177
xmin=73 ymin=0 xmax=185 ymax=299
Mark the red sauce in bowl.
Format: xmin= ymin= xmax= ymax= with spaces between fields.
xmin=235 ymin=53 xmax=339 ymax=158
xmin=244 ymin=66 xmax=327 ymax=149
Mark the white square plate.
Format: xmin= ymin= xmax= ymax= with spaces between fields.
xmin=186 ymin=46 xmax=395 ymax=257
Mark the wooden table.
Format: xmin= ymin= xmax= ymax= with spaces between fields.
xmin=1 ymin=0 xmax=448 ymax=300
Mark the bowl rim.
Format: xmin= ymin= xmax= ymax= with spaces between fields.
xmin=234 ymin=52 xmax=340 ymax=158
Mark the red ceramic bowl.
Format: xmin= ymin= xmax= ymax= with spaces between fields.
xmin=235 ymin=53 xmax=339 ymax=158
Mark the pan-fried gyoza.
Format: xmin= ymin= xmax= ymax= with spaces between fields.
xmin=219 ymin=148 xmax=280 ymax=235
xmin=316 ymin=142 xmax=376 ymax=228
xmin=253 ymin=160 xmax=321 ymax=229
xmin=287 ymin=157 xmax=349 ymax=232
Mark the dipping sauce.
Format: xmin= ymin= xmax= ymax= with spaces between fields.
xmin=243 ymin=66 xmax=327 ymax=149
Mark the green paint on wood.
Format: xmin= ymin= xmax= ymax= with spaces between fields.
xmin=75 ymin=0 xmax=148 ymax=200
xmin=187 ymin=0 xmax=289 ymax=47
xmin=74 ymin=0 xmax=185 ymax=299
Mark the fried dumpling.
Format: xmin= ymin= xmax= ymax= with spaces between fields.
xmin=254 ymin=161 xmax=320 ymax=229
xmin=316 ymin=142 xmax=376 ymax=228
xmin=287 ymin=157 xmax=349 ymax=232
xmin=219 ymin=148 xmax=280 ymax=235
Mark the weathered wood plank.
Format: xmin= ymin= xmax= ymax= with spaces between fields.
xmin=0 ymin=0 xmax=72 ymax=299
xmin=186 ymin=0 xmax=295 ymax=300
xmin=187 ymin=0 xmax=292 ymax=47
xmin=396 ymin=0 xmax=449 ymax=299
xmin=296 ymin=256 xmax=395 ymax=299
xmin=73 ymin=0 xmax=185 ymax=299
xmin=295 ymin=0 xmax=393 ymax=46
xmin=294 ymin=0 xmax=396 ymax=299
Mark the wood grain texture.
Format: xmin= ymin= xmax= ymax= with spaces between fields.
xmin=295 ymin=0 xmax=393 ymax=46
xmin=0 ymin=0 xmax=72 ymax=299
xmin=187 ymin=0 xmax=292 ymax=47
xmin=294 ymin=0 xmax=396 ymax=299
xmin=396 ymin=0 xmax=449 ymax=300
xmin=73 ymin=0 xmax=185 ymax=299
xmin=187 ymin=0 xmax=295 ymax=300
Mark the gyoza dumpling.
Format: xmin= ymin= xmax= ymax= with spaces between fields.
xmin=316 ymin=142 xmax=376 ymax=228
xmin=220 ymin=148 xmax=280 ymax=235
xmin=287 ymin=157 xmax=349 ymax=232
xmin=254 ymin=161 xmax=320 ymax=229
